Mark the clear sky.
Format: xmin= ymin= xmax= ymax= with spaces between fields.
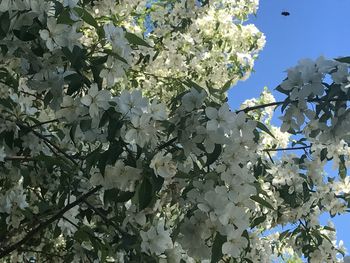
xmin=228 ymin=0 xmax=350 ymax=252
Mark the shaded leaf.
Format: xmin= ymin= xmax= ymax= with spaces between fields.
xmin=339 ymin=155 xmax=347 ymax=180
xmin=211 ymin=232 xmax=226 ymax=263
xmin=251 ymin=215 xmax=266 ymax=228
xmin=0 ymin=12 xmax=10 ymax=39
xmin=206 ymin=144 xmax=222 ymax=166
xmin=138 ymin=177 xmax=152 ymax=210
xmin=250 ymin=195 xmax=275 ymax=210
xmin=335 ymin=57 xmax=350 ymax=64
xmin=125 ymin=32 xmax=152 ymax=48
xmin=74 ymin=7 xmax=99 ymax=28
xmin=256 ymin=121 xmax=275 ymax=139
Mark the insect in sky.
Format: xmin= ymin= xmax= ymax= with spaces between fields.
xmin=281 ymin=11 xmax=290 ymax=16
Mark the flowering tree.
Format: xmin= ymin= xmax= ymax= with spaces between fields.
xmin=0 ymin=0 xmax=349 ymax=262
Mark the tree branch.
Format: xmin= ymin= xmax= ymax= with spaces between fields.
xmin=29 ymin=119 xmax=59 ymax=129
xmin=264 ymin=145 xmax=311 ymax=152
xmin=0 ymin=186 xmax=101 ymax=258
xmin=157 ymin=137 xmax=177 ymax=151
xmin=236 ymin=97 xmax=348 ymax=114
xmin=16 ymin=122 xmax=79 ymax=166
xmin=83 ymin=200 xmax=119 ymax=229
xmin=4 ymin=156 xmax=34 ymax=161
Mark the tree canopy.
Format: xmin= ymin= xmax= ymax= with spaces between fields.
xmin=0 ymin=0 xmax=349 ymax=262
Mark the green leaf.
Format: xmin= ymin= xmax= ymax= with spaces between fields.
xmin=250 ymin=195 xmax=275 ymax=210
xmin=107 ymin=118 xmax=122 ymax=141
xmin=322 ymin=226 xmax=335 ymax=232
xmin=221 ymin=78 xmax=234 ymax=93
xmin=0 ymin=12 xmax=10 ymax=39
xmin=211 ymin=232 xmax=226 ymax=263
xmin=250 ymin=215 xmax=266 ymax=228
xmin=65 ymin=73 xmax=84 ymax=95
xmin=184 ymin=79 xmax=205 ymax=93
xmin=339 ymin=155 xmax=347 ymax=180
xmin=73 ymin=7 xmax=99 ymax=28
xmin=13 ymin=26 xmax=37 ymax=41
xmin=62 ymin=46 xmax=87 ymax=70
xmin=99 ymin=110 xmax=110 ymax=128
xmin=104 ymin=189 xmax=120 ymax=205
xmin=115 ymin=191 xmax=135 ymax=203
xmin=57 ymin=9 xmax=75 ymax=25
xmin=335 ymin=57 xmax=350 ymax=64
xmin=80 ymin=119 xmax=92 ymax=132
xmin=2 ymin=131 xmax=14 ymax=148
xmin=320 ymin=148 xmax=328 ymax=161
xmin=256 ymin=121 xmax=275 ymax=139
xmin=206 ymin=144 xmax=222 ymax=166
xmin=125 ymin=32 xmax=152 ymax=48
xmin=85 ymin=144 xmax=102 ymax=171
xmin=275 ymin=84 xmax=290 ymax=95
xmin=69 ymin=122 xmax=77 ymax=145
xmin=138 ymin=177 xmax=153 ymax=210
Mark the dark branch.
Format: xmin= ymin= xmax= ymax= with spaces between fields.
xmin=157 ymin=137 xmax=177 ymax=151
xmin=0 ymin=186 xmax=101 ymax=258
xmin=4 ymin=156 xmax=34 ymax=161
xmin=83 ymin=200 xmax=119 ymax=229
xmin=16 ymin=122 xmax=79 ymax=166
xmin=236 ymin=97 xmax=349 ymax=114
xmin=264 ymin=145 xmax=311 ymax=152
xmin=29 ymin=119 xmax=59 ymax=129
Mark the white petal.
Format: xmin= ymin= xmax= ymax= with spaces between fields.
xmin=205 ymin=107 xmax=217 ymax=119
xmin=81 ymin=95 xmax=92 ymax=106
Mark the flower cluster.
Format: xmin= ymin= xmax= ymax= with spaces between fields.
xmin=0 ymin=0 xmax=349 ymax=262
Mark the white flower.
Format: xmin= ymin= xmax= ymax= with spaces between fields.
xmin=181 ymin=88 xmax=206 ymax=112
xmin=103 ymin=23 xmax=131 ymax=60
xmin=40 ymin=17 xmax=69 ymax=50
xmin=56 ymin=96 xmax=82 ymax=122
xmin=150 ymin=152 xmax=177 ymax=179
xmin=149 ymin=100 xmax=167 ymax=121
xmin=117 ymin=90 xmax=148 ymax=117
xmin=62 ymin=0 xmax=79 ymax=8
xmin=218 ymin=203 xmax=247 ymax=229
xmin=57 ymin=196 xmax=79 ymax=236
xmin=103 ymin=160 xmax=142 ymax=191
xmin=124 ymin=113 xmax=157 ymax=147
xmin=222 ymin=230 xmax=248 ymax=258
xmin=81 ymin=84 xmax=111 ymax=118
xmin=205 ymin=103 xmax=233 ymax=131
xmin=100 ymin=56 xmax=129 ymax=87
xmin=0 ymin=181 xmax=28 ymax=214
xmin=140 ymin=220 xmax=173 ymax=255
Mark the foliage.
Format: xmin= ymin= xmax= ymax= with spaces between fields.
xmin=0 ymin=0 xmax=349 ymax=262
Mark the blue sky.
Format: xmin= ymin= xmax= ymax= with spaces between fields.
xmin=228 ymin=0 xmax=350 ymax=252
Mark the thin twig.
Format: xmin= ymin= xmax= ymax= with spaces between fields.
xmin=264 ymin=145 xmax=311 ymax=152
xmin=83 ymin=200 xmax=119 ymax=229
xmin=4 ymin=156 xmax=34 ymax=161
xmin=0 ymin=186 xmax=101 ymax=258
xmin=16 ymin=122 xmax=79 ymax=166
xmin=157 ymin=137 xmax=177 ymax=151
xmin=236 ymin=97 xmax=348 ymax=114
xmin=29 ymin=119 xmax=59 ymax=129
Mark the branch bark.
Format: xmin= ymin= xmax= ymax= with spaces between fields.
xmin=0 ymin=186 xmax=101 ymax=259
xmin=264 ymin=145 xmax=311 ymax=152
xmin=236 ymin=97 xmax=348 ymax=114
